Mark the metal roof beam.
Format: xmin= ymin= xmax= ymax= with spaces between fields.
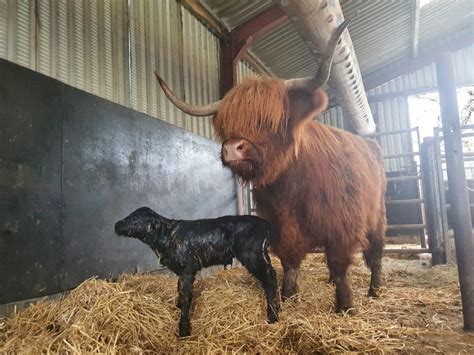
xmin=410 ymin=0 xmax=421 ymax=58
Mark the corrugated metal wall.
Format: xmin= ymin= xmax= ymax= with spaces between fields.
xmin=368 ymin=44 xmax=474 ymax=96
xmin=0 ymin=0 xmax=129 ymax=105
xmin=236 ymin=59 xmax=258 ymax=84
xmin=369 ymin=98 xmax=412 ymax=172
xmin=0 ymin=0 xmax=219 ymax=140
xmin=181 ymin=7 xmax=219 ymax=139
xmin=320 ymin=107 xmax=344 ymax=129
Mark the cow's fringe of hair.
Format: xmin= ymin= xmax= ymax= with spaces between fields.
xmin=214 ymin=78 xmax=289 ymax=140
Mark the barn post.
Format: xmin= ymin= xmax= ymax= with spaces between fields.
xmin=435 ymin=52 xmax=474 ymax=331
xmin=219 ymin=4 xmax=288 ymax=214
xmin=220 ymin=38 xmax=245 ymax=214
xmin=420 ymin=138 xmax=447 ymax=265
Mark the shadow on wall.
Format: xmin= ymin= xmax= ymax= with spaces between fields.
xmin=0 ymin=59 xmax=237 ymax=304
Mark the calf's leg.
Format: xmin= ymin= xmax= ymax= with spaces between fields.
xmin=237 ymin=249 xmax=279 ymax=323
xmin=177 ymin=273 xmax=196 ymax=337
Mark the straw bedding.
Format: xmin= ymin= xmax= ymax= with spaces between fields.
xmin=1 ymin=254 xmax=473 ymax=354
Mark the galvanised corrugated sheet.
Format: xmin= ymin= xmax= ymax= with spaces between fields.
xmin=0 ymin=0 xmax=220 ymax=140
xmin=0 ymin=0 xmax=6 ymax=58
xmin=129 ymin=0 xmax=186 ymax=128
xmin=237 ymin=59 xmax=258 ymax=83
xmin=419 ymin=0 xmax=474 ymax=45
xmin=181 ymin=6 xmax=220 ymax=139
xmin=0 ymin=0 xmax=129 ymax=105
xmin=203 ymin=0 xmax=318 ymax=79
xmin=128 ymin=1 xmax=219 ymax=139
xmin=341 ymin=0 xmax=412 ymax=74
xmin=320 ymin=107 xmax=345 ymax=129
xmin=368 ymin=43 xmax=474 ymax=96
xmin=369 ymin=98 xmax=413 ymax=172
xmin=252 ymin=21 xmax=317 ymax=79
xmin=201 ymin=0 xmax=274 ymax=30
xmin=201 ymin=0 xmax=473 ymax=79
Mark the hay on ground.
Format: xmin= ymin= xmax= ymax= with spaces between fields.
xmin=1 ymin=255 xmax=473 ymax=354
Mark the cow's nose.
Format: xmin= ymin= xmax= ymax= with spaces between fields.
xmin=222 ymin=139 xmax=249 ymax=162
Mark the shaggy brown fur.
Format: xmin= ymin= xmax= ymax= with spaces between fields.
xmin=216 ymin=78 xmax=386 ymax=313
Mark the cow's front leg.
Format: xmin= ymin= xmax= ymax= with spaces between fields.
xmin=177 ymin=273 xmax=196 ymax=337
xmin=272 ymin=211 xmax=305 ymax=300
xmin=282 ymin=262 xmax=300 ymax=300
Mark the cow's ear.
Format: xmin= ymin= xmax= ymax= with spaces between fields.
xmin=287 ymin=88 xmax=328 ymax=129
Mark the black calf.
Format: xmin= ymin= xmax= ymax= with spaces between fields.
xmin=115 ymin=207 xmax=279 ymax=337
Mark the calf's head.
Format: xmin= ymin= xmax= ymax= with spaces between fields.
xmin=115 ymin=207 xmax=161 ymax=242
xmin=155 ymin=19 xmax=351 ymax=185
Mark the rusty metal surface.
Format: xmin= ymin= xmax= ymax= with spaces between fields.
xmin=0 ymin=59 xmax=237 ymax=303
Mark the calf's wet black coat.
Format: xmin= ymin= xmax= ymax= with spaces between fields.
xmin=115 ymin=207 xmax=279 ymax=337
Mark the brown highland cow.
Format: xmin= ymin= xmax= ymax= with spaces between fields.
xmin=155 ymin=19 xmax=386 ymax=314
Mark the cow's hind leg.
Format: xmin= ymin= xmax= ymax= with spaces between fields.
xmin=326 ymin=251 xmax=356 ymax=315
xmin=363 ymin=229 xmax=384 ymax=298
xmin=236 ymin=246 xmax=279 ymax=323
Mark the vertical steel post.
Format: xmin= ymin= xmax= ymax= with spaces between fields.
xmin=436 ymin=53 xmax=474 ymax=331
xmin=420 ymin=138 xmax=447 ymax=265
xmin=433 ymin=128 xmax=451 ymax=260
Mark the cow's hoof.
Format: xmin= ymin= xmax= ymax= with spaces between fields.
xmin=336 ymin=306 xmax=357 ymax=316
xmin=367 ymin=287 xmax=379 ymax=298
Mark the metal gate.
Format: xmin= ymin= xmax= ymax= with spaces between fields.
xmin=365 ymin=127 xmax=430 ymax=254
xmin=428 ymin=124 xmax=474 ymax=262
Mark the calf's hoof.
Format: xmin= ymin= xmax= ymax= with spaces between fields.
xmin=267 ymin=310 xmax=279 ymax=323
xmin=178 ymin=323 xmax=191 ymax=337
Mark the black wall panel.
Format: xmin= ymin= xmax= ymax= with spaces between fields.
xmin=0 ymin=61 xmax=63 ymax=303
xmin=0 ymin=59 xmax=237 ymax=303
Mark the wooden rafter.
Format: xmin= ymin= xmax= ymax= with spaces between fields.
xmin=220 ymin=4 xmax=287 ymax=94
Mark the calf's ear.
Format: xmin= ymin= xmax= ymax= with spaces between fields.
xmin=287 ymin=88 xmax=328 ymax=130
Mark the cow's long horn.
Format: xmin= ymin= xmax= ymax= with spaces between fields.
xmin=284 ymin=15 xmax=354 ymax=91
xmin=154 ymin=72 xmax=220 ymax=117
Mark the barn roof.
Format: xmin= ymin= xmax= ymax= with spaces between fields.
xmin=201 ymin=0 xmax=474 ymax=80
